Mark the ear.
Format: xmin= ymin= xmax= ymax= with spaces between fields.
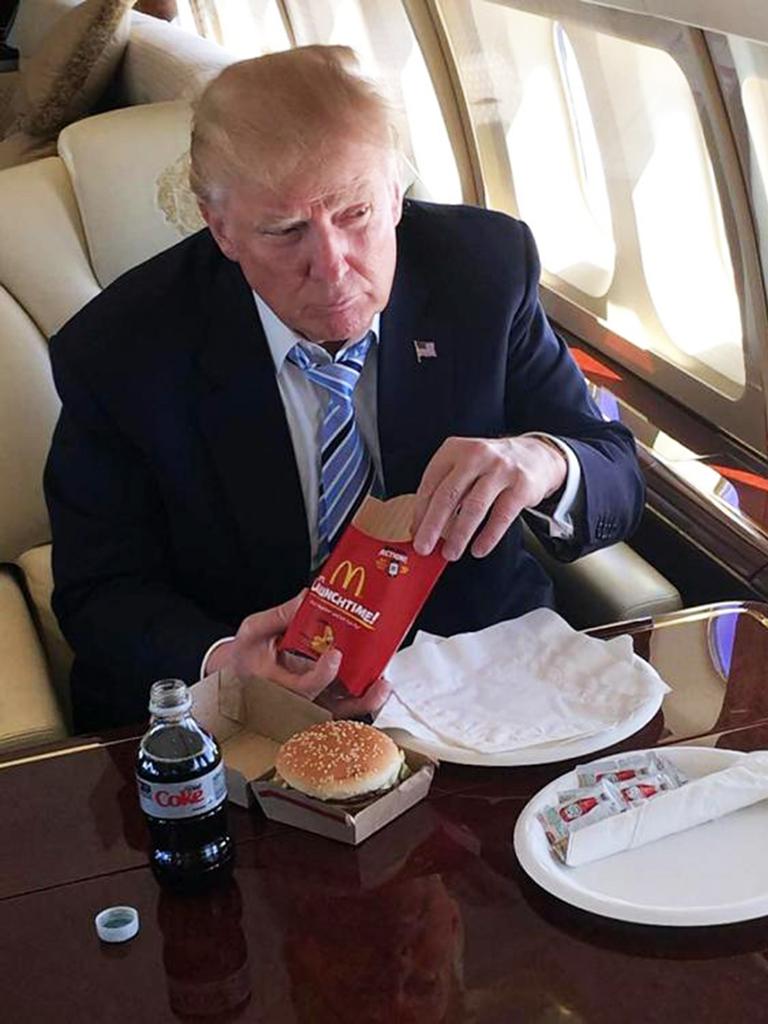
xmin=198 ymin=199 xmax=239 ymax=262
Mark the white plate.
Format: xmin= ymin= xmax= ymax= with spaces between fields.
xmin=381 ymin=688 xmax=664 ymax=767
xmin=514 ymin=746 xmax=768 ymax=926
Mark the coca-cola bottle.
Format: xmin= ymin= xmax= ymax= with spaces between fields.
xmin=136 ymin=678 xmax=234 ymax=887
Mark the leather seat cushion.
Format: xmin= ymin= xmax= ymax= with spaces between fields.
xmin=16 ymin=545 xmax=74 ymax=722
xmin=0 ymin=567 xmax=67 ymax=751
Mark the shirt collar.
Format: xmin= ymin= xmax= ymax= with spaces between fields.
xmin=252 ymin=291 xmax=379 ymax=373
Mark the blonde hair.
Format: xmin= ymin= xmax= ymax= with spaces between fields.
xmin=190 ymin=46 xmax=398 ymax=206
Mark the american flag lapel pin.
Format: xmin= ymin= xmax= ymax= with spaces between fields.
xmin=413 ymin=339 xmax=437 ymax=364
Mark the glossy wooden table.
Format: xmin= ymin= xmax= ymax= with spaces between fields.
xmin=4 ymin=602 xmax=768 ymax=1022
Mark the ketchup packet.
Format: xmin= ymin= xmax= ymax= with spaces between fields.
xmin=279 ymin=495 xmax=447 ymax=696
xmin=539 ymin=752 xmax=690 ymax=863
xmin=537 ymin=779 xmax=624 ymax=860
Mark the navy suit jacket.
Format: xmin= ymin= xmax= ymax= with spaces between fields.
xmin=45 ymin=201 xmax=645 ymax=730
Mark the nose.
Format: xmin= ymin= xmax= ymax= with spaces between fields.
xmin=307 ymin=222 xmax=347 ymax=285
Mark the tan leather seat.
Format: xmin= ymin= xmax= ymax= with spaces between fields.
xmin=0 ymin=276 xmax=70 ymax=748
xmin=523 ymin=524 xmax=681 ymax=629
xmin=0 ymin=8 xmax=235 ymax=751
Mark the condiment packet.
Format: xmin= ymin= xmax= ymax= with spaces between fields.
xmin=540 ymin=752 xmax=688 ymax=863
xmin=537 ymin=779 xmax=624 ymax=862
xmin=576 ymin=752 xmax=687 ymax=789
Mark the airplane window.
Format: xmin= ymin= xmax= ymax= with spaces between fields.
xmin=175 ymin=0 xmax=292 ymax=55
xmin=553 ymin=22 xmax=615 ymax=296
xmin=603 ymin=30 xmax=743 ymax=387
xmin=282 ymin=0 xmax=463 ymax=204
xmin=723 ymin=35 xmax=768 ymax=330
xmin=439 ymin=0 xmax=746 ymax=396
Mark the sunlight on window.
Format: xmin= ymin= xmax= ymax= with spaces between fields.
xmin=508 ymin=64 xmax=614 ymax=295
xmin=217 ymin=1 xmax=290 ymax=56
xmin=174 ymin=0 xmax=198 ymax=36
xmin=440 ymin=0 xmax=747 ymax=400
xmin=289 ymin=0 xmax=377 ymax=68
xmin=399 ymin=48 xmax=462 ymax=203
xmin=633 ymin=107 xmax=743 ymax=382
xmin=554 ymin=24 xmax=615 ymax=274
xmin=584 ymin=32 xmax=744 ymax=386
xmin=601 ymin=303 xmax=651 ymax=351
xmin=175 ymin=0 xmax=290 ymax=54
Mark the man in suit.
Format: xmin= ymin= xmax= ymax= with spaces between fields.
xmin=45 ymin=46 xmax=645 ymax=732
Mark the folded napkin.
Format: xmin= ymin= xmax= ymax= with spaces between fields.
xmin=564 ymin=751 xmax=768 ymax=866
xmin=375 ymin=608 xmax=669 ymax=754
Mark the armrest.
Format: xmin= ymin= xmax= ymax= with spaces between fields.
xmin=522 ymin=523 xmax=682 ymax=629
xmin=0 ymin=567 xmax=68 ymax=752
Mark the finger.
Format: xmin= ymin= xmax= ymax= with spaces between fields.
xmin=329 ymin=676 xmax=392 ymax=719
xmin=471 ymin=487 xmax=525 ymax=558
xmin=278 ymin=649 xmax=317 ymax=675
xmin=280 ymin=646 xmax=342 ymax=700
xmin=441 ymin=477 xmax=506 ymax=562
xmin=413 ymin=464 xmax=479 ymax=557
xmin=411 ymin=444 xmax=455 ymax=538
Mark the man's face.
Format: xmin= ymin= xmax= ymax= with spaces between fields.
xmin=202 ymin=141 xmax=403 ymax=343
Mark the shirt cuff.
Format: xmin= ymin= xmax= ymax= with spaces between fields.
xmin=522 ymin=433 xmax=581 ymax=540
xmin=200 ymin=636 xmax=235 ymax=678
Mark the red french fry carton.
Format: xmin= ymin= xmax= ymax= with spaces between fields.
xmin=279 ymin=495 xmax=447 ymax=696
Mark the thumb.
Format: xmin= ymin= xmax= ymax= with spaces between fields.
xmin=298 ymin=646 xmax=343 ymax=696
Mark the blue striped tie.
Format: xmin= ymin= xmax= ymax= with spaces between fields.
xmin=288 ymin=332 xmax=374 ymax=557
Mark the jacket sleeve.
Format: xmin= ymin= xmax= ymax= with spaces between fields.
xmin=506 ymin=222 xmax=645 ymax=559
xmin=44 ymin=336 xmax=236 ymax=717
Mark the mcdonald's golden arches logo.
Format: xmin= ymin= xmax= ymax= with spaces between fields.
xmin=329 ymin=560 xmax=366 ymax=597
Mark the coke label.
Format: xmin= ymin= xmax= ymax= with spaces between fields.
xmin=138 ymin=763 xmax=227 ymax=820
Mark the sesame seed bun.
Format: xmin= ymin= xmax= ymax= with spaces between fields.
xmin=275 ymin=720 xmax=405 ymax=802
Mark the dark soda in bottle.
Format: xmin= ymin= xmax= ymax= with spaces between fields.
xmin=136 ymin=678 xmax=234 ymax=887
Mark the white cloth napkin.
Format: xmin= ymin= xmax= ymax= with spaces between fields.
xmin=375 ymin=608 xmax=669 ymax=754
xmin=565 ymin=751 xmax=768 ymax=866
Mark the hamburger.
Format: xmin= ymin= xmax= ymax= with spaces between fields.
xmin=275 ymin=720 xmax=406 ymax=803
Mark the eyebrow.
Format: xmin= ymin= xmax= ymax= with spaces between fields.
xmin=256 ymin=179 xmax=374 ymax=232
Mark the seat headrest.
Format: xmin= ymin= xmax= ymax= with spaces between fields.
xmin=58 ymin=100 xmax=204 ymax=288
xmin=0 ymin=156 xmax=100 ymax=337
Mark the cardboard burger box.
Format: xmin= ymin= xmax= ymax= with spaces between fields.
xmin=190 ymin=667 xmax=435 ymax=846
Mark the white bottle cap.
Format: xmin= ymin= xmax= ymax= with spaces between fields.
xmin=95 ymin=906 xmax=140 ymax=943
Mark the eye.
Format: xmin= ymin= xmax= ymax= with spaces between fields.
xmin=342 ymin=204 xmax=372 ymax=224
xmin=260 ymin=223 xmax=303 ymax=238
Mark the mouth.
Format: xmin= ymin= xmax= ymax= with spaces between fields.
xmin=312 ymin=296 xmax=359 ymax=314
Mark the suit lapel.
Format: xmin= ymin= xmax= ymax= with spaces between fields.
xmin=193 ymin=254 xmax=311 ymax=585
xmin=378 ymin=208 xmax=456 ymax=495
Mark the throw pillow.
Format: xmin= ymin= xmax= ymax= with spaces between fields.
xmin=19 ymin=0 xmax=135 ymax=139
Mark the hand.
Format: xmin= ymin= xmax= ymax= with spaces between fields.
xmin=315 ymin=676 xmax=392 ymax=720
xmin=206 ymin=591 xmax=342 ymax=701
xmin=412 ymin=436 xmax=567 ymax=562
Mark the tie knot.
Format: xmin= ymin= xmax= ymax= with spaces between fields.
xmin=288 ymin=331 xmax=373 ymax=400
